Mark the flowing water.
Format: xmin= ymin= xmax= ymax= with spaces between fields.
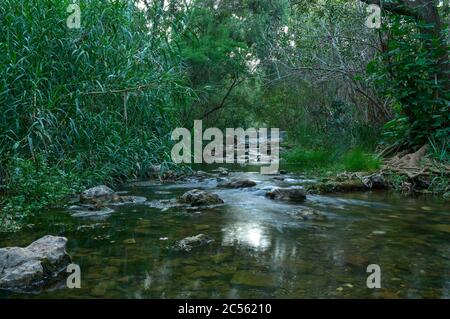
xmin=0 ymin=167 xmax=449 ymax=299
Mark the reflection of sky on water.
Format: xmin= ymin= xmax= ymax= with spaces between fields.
xmin=222 ymin=222 xmax=271 ymax=252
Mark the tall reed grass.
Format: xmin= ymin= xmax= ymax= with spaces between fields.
xmin=0 ymin=0 xmax=190 ymax=231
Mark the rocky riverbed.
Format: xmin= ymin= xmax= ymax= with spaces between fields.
xmin=0 ymin=167 xmax=449 ymax=298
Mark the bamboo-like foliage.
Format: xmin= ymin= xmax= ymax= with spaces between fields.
xmin=0 ymin=0 xmax=189 ymax=179
xmin=0 ymin=0 xmax=191 ymax=230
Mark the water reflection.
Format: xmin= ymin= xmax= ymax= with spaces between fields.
xmin=0 ymin=169 xmax=449 ymax=299
xmin=222 ymin=222 xmax=271 ymax=251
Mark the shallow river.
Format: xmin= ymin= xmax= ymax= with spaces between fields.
xmin=0 ymin=168 xmax=449 ymax=298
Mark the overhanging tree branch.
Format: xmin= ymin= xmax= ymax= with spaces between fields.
xmin=359 ymin=0 xmax=445 ymax=25
xmin=201 ymin=76 xmax=244 ymax=120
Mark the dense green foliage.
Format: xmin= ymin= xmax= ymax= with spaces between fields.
xmin=0 ymin=0 xmax=448 ymax=232
xmin=0 ymin=0 xmax=188 ymax=231
xmin=370 ymin=9 xmax=449 ymax=150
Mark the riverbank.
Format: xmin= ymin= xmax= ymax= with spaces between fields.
xmin=280 ymin=143 xmax=450 ymax=199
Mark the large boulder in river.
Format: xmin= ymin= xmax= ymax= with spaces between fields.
xmin=78 ymin=185 xmax=146 ymax=209
xmin=265 ymin=187 xmax=306 ymax=202
xmin=217 ymin=179 xmax=256 ymax=189
xmin=0 ymin=236 xmax=71 ymax=291
xmin=178 ymin=189 xmax=224 ymax=206
xmin=81 ymin=185 xmax=114 ymax=202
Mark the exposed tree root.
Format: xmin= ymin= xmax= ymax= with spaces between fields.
xmin=381 ymin=144 xmax=449 ymax=176
xmin=379 ymin=144 xmax=449 ymax=194
xmin=308 ymin=145 xmax=449 ymax=197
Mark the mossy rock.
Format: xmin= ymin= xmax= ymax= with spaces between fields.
xmin=178 ymin=189 xmax=224 ymax=206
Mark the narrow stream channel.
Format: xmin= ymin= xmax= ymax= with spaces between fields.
xmin=0 ymin=168 xmax=449 ymax=298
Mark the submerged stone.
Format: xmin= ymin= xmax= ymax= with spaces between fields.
xmin=70 ymin=207 xmax=115 ymax=218
xmin=109 ymin=196 xmax=147 ymax=205
xmin=146 ymin=199 xmax=183 ymax=210
xmin=76 ymin=223 xmax=108 ymax=231
xmin=290 ymin=207 xmax=326 ymax=221
xmin=176 ymin=234 xmax=214 ymax=252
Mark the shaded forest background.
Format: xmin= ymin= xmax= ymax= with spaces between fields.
xmin=0 ymin=0 xmax=448 ymax=231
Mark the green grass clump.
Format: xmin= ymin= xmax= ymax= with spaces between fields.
xmin=342 ymin=149 xmax=380 ymax=172
xmin=0 ymin=155 xmax=83 ymax=232
xmin=281 ymin=145 xmax=381 ymax=174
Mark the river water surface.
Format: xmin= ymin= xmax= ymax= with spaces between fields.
xmin=0 ymin=168 xmax=449 ymax=298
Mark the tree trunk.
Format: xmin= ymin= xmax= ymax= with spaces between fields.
xmin=360 ymin=0 xmax=449 ymax=89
